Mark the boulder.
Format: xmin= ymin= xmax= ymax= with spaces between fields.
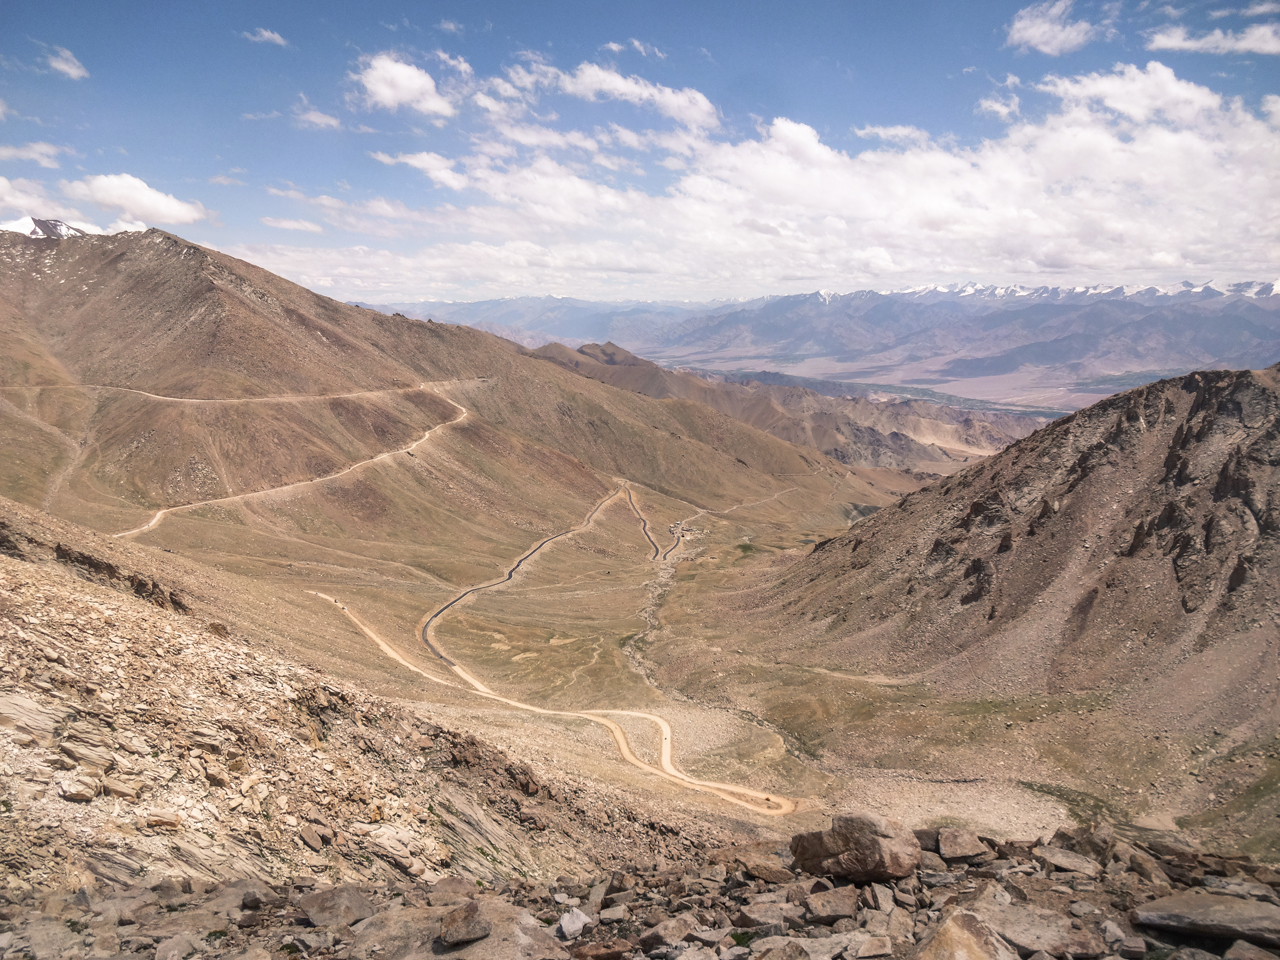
xmin=938 ymin=828 xmax=988 ymax=861
xmin=347 ymin=906 xmax=449 ymax=960
xmin=1225 ymin=941 xmax=1280 ymax=960
xmin=298 ymin=885 xmax=376 ymax=928
xmin=912 ymin=914 xmax=1021 ymax=960
xmin=556 ymin=907 xmax=592 ymax=940
xmin=790 ymin=811 xmax=921 ymax=882
xmin=733 ymin=901 xmax=788 ymax=928
xmin=638 ymin=915 xmax=696 ymax=951
xmin=805 ymin=885 xmax=861 ymax=924
xmin=433 ymin=902 xmax=569 ymax=959
xmin=1032 ymin=845 xmax=1102 ymax=878
xmin=975 ymin=901 xmax=1106 ymax=957
xmin=1133 ymin=891 xmax=1280 ymax=947
xmin=739 ymin=854 xmax=795 ymax=884
xmin=441 ymin=900 xmax=493 ymax=945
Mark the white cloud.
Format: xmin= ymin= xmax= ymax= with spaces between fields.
xmin=601 ymin=42 xmax=625 ymax=54
xmin=352 ymin=53 xmax=455 ymax=117
xmin=371 ymin=150 xmax=468 ymax=189
xmin=978 ymin=93 xmax=1022 ymax=120
xmin=0 ymin=142 xmax=69 ymax=169
xmin=509 ymin=59 xmax=718 ymax=129
xmin=220 ymin=62 xmax=1280 ymax=300
xmin=1147 ymin=21 xmax=1280 ymax=52
xmin=1264 ymin=93 xmax=1280 ymax=123
xmin=106 ymin=218 xmax=147 ymax=233
xmin=47 ymin=47 xmax=88 ymax=80
xmin=1244 ymin=1 xmax=1280 ymax=13
xmin=243 ymin=28 xmax=288 ymax=46
xmin=1006 ymin=0 xmax=1100 ymax=55
xmin=1159 ymin=5 xmax=1186 ymax=17
xmin=434 ymin=50 xmax=473 ymax=77
xmin=629 ymin=39 xmax=666 ymax=59
xmin=1209 ymin=8 xmax=1235 ymax=17
xmin=60 ymin=173 xmax=210 ymax=224
xmin=438 ymin=19 xmax=462 ymax=34
xmin=294 ymin=95 xmax=341 ymax=129
xmin=0 ymin=176 xmax=83 ymax=222
xmin=261 ymin=217 xmax=322 ymax=232
xmin=209 ymin=173 xmax=246 ymax=186
xmin=853 ymin=125 xmax=931 ymax=146
xmin=242 ymin=110 xmax=281 ymax=121
xmin=0 ymin=100 xmax=9 ymax=122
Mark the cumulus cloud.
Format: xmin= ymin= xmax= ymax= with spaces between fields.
xmin=0 ymin=176 xmax=81 ymax=221
xmin=352 ymin=53 xmax=455 ymax=117
xmin=243 ymin=28 xmax=288 ymax=46
xmin=46 ymin=47 xmax=88 ymax=80
xmin=601 ymin=42 xmax=625 ymax=53
xmin=0 ymin=142 xmax=69 ymax=169
xmin=978 ymin=93 xmax=1022 ymax=120
xmin=509 ymin=59 xmax=718 ymax=129
xmin=1147 ymin=21 xmax=1280 ymax=52
xmin=1244 ymin=1 xmax=1280 ymax=13
xmin=261 ymin=217 xmax=322 ymax=232
xmin=228 ymin=61 xmax=1280 ymax=299
xmin=60 ymin=174 xmax=210 ymax=224
xmin=434 ymin=50 xmax=473 ymax=76
xmin=1006 ymin=0 xmax=1100 ymax=54
xmin=294 ymin=95 xmax=341 ymax=129
xmin=853 ymin=125 xmax=932 ymax=146
xmin=209 ymin=173 xmax=246 ymax=186
xmin=371 ymin=150 xmax=468 ymax=189
xmin=438 ymin=19 xmax=462 ymax=34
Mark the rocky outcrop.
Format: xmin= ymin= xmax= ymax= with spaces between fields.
xmin=790 ymin=812 xmax=922 ymax=881
xmin=2 ymin=809 xmax=1279 ymax=960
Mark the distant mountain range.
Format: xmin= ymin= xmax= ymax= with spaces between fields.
xmin=360 ymin=279 xmax=1280 ymax=413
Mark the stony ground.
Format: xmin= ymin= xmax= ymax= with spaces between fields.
xmin=3 ymin=796 xmax=1280 ymax=960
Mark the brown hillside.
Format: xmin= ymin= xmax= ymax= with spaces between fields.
xmin=640 ymin=364 xmax=1280 ymax=849
xmin=533 ymin=341 xmax=1038 ymax=475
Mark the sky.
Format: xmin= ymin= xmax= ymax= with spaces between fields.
xmin=1 ymin=1 xmax=1278 ymax=301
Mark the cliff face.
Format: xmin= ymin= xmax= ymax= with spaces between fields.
xmin=757 ymin=365 xmax=1280 ymax=696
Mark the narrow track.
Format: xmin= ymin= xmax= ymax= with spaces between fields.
xmin=112 ymin=382 xmax=472 ymax=538
xmin=410 ymin=479 xmax=796 ymax=815
xmin=625 ymin=485 xmax=660 ymax=561
xmin=0 ymin=382 xmax=430 ymax=405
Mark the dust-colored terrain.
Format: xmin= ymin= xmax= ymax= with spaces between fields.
xmin=5 ymin=226 xmax=1279 ymax=905
xmin=648 ymin=365 xmax=1280 ymax=854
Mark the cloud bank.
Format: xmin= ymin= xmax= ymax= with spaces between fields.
xmin=223 ymin=60 xmax=1280 ymax=300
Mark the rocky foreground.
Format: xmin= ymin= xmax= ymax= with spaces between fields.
xmin=4 ymin=808 xmax=1280 ymax=960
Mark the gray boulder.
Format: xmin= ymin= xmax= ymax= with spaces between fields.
xmin=1133 ymin=891 xmax=1280 ymax=947
xmin=790 ymin=811 xmax=921 ymax=882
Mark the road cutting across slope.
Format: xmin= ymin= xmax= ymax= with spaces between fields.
xmin=112 ymin=382 xmax=473 ymax=538
xmin=1 ymin=382 xmax=433 ymax=405
xmin=412 ymin=479 xmax=797 ymax=816
xmin=312 ymin=580 xmax=794 ymax=815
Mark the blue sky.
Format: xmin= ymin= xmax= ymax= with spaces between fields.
xmin=2 ymin=1 xmax=1278 ymax=299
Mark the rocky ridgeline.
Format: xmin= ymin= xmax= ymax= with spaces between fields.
xmin=0 ymin=550 xmax=732 ymax=899
xmin=3 ymin=809 xmax=1280 ymax=960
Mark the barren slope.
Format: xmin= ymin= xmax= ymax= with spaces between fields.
xmin=533 ymin=341 xmax=1039 ymax=476
xmin=644 ymin=365 xmax=1280 ymax=850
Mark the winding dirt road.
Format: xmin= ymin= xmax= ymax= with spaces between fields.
xmin=408 ymin=478 xmax=795 ymax=815
xmin=107 ymin=374 xmax=798 ymax=815
xmin=113 ymin=382 xmax=472 ymax=538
